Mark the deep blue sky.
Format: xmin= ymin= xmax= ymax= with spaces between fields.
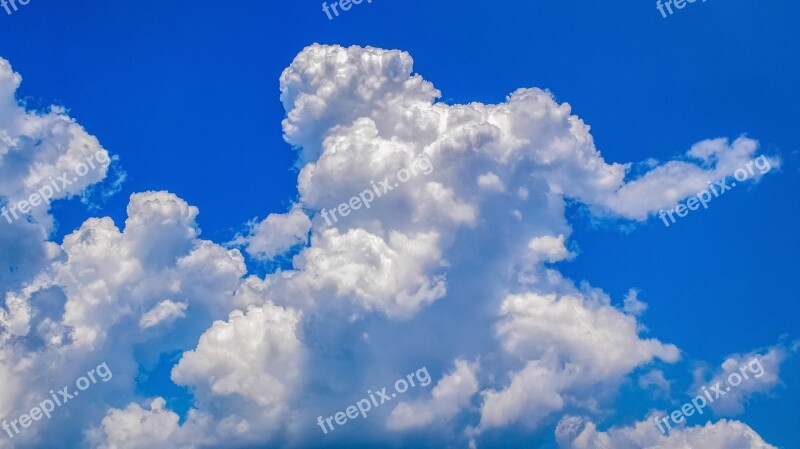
xmin=1 ymin=1 xmax=797 ymax=447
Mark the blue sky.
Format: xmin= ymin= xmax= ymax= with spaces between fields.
xmin=0 ymin=1 xmax=797 ymax=448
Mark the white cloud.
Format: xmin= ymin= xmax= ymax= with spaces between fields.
xmin=387 ymin=359 xmax=479 ymax=431
xmin=555 ymin=415 xmax=777 ymax=449
xmin=623 ymin=289 xmax=648 ymax=316
xmin=495 ymin=292 xmax=679 ymax=377
xmin=0 ymin=191 xmax=247 ymax=447
xmin=90 ymin=397 xmax=213 ymax=449
xmin=477 ymin=172 xmax=504 ymax=192
xmin=600 ymin=137 xmax=779 ymax=220
xmin=124 ymin=191 xmax=200 ymax=269
xmin=479 ymin=359 xmax=568 ymax=430
xmin=638 ymin=370 xmax=671 ymax=399
xmin=528 ymin=234 xmax=572 ymax=263
xmin=0 ymin=44 xmax=784 ymax=448
xmin=172 ymin=304 xmax=304 ymax=410
xmin=0 ymin=57 xmax=112 ymax=295
xmin=280 ymin=46 xmax=440 ymax=164
xmin=93 ymin=398 xmax=182 ymax=449
xmin=220 ymin=44 xmax=777 ymax=445
xmin=23 ymin=191 xmax=246 ymax=349
xmin=139 ymin=300 xmax=188 ymax=329
xmin=696 ymin=344 xmax=788 ymax=416
xmin=477 ymin=291 xmax=679 ymax=432
xmin=235 ymin=228 xmax=447 ymax=318
xmin=237 ymin=205 xmax=311 ymax=260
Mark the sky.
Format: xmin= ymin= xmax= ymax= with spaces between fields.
xmin=0 ymin=1 xmax=798 ymax=448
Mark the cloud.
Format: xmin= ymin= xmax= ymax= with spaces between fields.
xmin=270 ymin=46 xmax=777 ymax=444
xmin=235 ymin=205 xmax=311 ymax=260
xmin=495 ymin=292 xmax=679 ymax=374
xmin=89 ymin=397 xmax=214 ymax=449
xmin=638 ymin=370 xmax=672 ymax=399
xmin=0 ymin=44 xmax=784 ymax=449
xmin=0 ymin=57 xmax=113 ymax=295
xmin=280 ymin=45 xmax=440 ymax=164
xmin=171 ymin=304 xmax=304 ymax=410
xmin=234 ymin=228 xmax=447 ymax=319
xmin=387 ymin=359 xmax=479 ymax=431
xmin=139 ymin=300 xmax=188 ymax=329
xmin=0 ymin=192 xmax=246 ymax=447
xmin=695 ymin=344 xmax=789 ymax=416
xmin=623 ymin=289 xmax=648 ymax=317
xmin=477 ymin=172 xmax=504 ymax=192
xmin=92 ymin=398 xmax=182 ymax=449
xmin=555 ymin=415 xmax=777 ymax=449
xmin=478 ymin=359 xmax=570 ymax=431
xmin=601 ymin=137 xmax=779 ymax=220
xmin=528 ymin=234 xmax=573 ymax=263
xmin=475 ymin=290 xmax=679 ymax=432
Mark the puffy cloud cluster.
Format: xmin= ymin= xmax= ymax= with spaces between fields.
xmin=555 ymin=415 xmax=777 ymax=449
xmin=0 ymin=44 xmax=784 ymax=449
xmin=0 ymin=191 xmax=247 ymax=448
xmin=92 ymin=398 xmax=184 ymax=449
xmin=172 ymin=304 xmax=304 ymax=411
xmin=495 ymin=292 xmax=679 ymax=375
xmin=233 ymin=228 xmax=446 ymax=318
xmin=477 ymin=291 xmax=680 ymax=431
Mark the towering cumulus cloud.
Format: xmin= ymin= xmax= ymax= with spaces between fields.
xmin=1 ymin=46 xmax=781 ymax=448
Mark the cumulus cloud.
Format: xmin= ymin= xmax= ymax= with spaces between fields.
xmin=387 ymin=359 xmax=479 ymax=431
xmin=90 ymin=397 xmax=214 ymax=449
xmin=528 ymin=234 xmax=573 ymax=263
xmin=0 ymin=191 xmax=246 ymax=447
xmin=172 ymin=304 xmax=304 ymax=410
xmin=555 ymin=415 xmax=777 ymax=449
xmin=236 ymin=205 xmax=311 ymax=260
xmin=11 ymin=191 xmax=245 ymax=349
xmin=273 ymin=44 xmax=777 ymax=325
xmin=93 ymin=398 xmax=182 ymax=449
xmin=233 ymin=228 xmax=447 ymax=318
xmin=280 ymin=45 xmax=440 ymax=164
xmin=475 ymin=290 xmax=680 ymax=432
xmin=495 ymin=292 xmax=679 ymax=374
xmin=0 ymin=43 xmax=783 ymax=449
xmin=271 ymin=46 xmax=777 ymax=445
xmin=0 ymin=57 xmax=113 ymax=295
